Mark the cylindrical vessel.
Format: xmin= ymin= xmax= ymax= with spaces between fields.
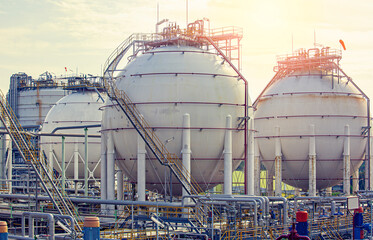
xmin=255 ymin=49 xmax=367 ymax=191
xmin=102 ymin=45 xmax=249 ymax=195
xmin=18 ymin=88 xmax=67 ymax=127
xmin=40 ymin=91 xmax=105 ymax=179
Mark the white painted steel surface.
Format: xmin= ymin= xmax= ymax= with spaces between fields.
xmin=255 ymin=71 xmax=367 ymax=190
xmin=40 ymin=91 xmax=104 ymax=179
xmin=102 ymin=45 xmax=248 ymax=195
xmin=18 ymin=88 xmax=67 ymax=126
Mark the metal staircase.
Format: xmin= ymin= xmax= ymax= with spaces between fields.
xmin=0 ymin=90 xmax=82 ymax=233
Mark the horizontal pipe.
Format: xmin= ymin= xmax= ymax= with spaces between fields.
xmin=51 ymin=124 xmax=101 ymax=134
xmin=256 ymin=114 xmax=367 ymax=120
xmin=0 ymin=193 xmax=180 ymax=207
xmin=256 ymin=134 xmax=364 ymax=139
xmin=262 ymin=158 xmax=363 ymax=162
xmin=101 ymin=101 xmax=245 ymax=108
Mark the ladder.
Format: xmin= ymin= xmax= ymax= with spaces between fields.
xmin=0 ymin=90 xmax=82 ymax=233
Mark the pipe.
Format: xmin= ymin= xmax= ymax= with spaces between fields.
xmin=0 ymin=193 xmax=181 ymax=207
xmin=182 ymin=113 xmax=191 ymax=205
xmin=254 ymin=140 xmax=261 ymax=196
xmin=61 ymin=136 xmax=65 ymax=194
xmin=73 ymin=143 xmax=79 ymax=194
xmin=137 ymin=115 xmax=146 ymax=202
xmin=84 ymin=127 xmax=88 ymax=196
xmin=224 ymin=115 xmax=232 ymax=195
xmin=107 ymin=132 xmax=115 ymax=213
xmin=309 ymin=124 xmax=316 ymax=196
xmin=22 ymin=212 xmax=54 ymax=240
xmin=51 ymin=124 xmax=101 ymax=134
xmin=268 ymin=196 xmax=288 ymax=225
xmin=100 ymin=132 xmax=107 ymax=211
xmin=275 ymin=126 xmax=282 ymax=196
xmin=343 ymin=125 xmax=351 ymax=195
xmin=247 ymin=117 xmax=255 ymax=195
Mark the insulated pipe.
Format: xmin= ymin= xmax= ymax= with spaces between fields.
xmin=274 ymin=126 xmax=282 ymax=196
xmin=247 ymin=117 xmax=255 ymax=195
xmin=267 ymin=171 xmax=274 ymax=196
xmin=84 ymin=127 xmax=88 ymax=196
xmin=117 ymin=169 xmax=124 ymax=212
xmin=48 ymin=145 xmax=54 ymax=177
xmin=7 ymin=140 xmax=11 ymax=194
xmin=254 ymin=140 xmax=261 ymax=196
xmin=224 ymin=115 xmax=232 ymax=195
xmin=137 ymin=115 xmax=146 ymax=202
xmin=294 ymin=196 xmax=348 ymax=215
xmin=74 ymin=143 xmax=79 ymax=194
xmin=343 ymin=125 xmax=351 ymax=195
xmin=100 ymin=132 xmax=107 ymax=211
xmin=309 ymin=124 xmax=316 ymax=197
xmin=370 ymin=126 xmax=373 ymax=190
xmin=107 ymin=132 xmax=115 ymax=213
xmin=353 ymin=168 xmax=359 ymax=194
xmin=61 ymin=136 xmax=65 ymax=194
xmin=182 ymin=113 xmax=191 ymax=205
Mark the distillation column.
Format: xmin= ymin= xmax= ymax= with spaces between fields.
xmin=274 ymin=126 xmax=282 ymax=196
xmin=182 ymin=113 xmax=191 ymax=203
xmin=309 ymin=124 xmax=316 ymax=197
xmin=343 ymin=125 xmax=350 ymax=195
xmin=224 ymin=115 xmax=232 ymax=195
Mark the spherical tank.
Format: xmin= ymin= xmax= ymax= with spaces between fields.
xmin=254 ymin=67 xmax=367 ymax=190
xmin=40 ymin=91 xmax=105 ymax=179
xmin=18 ymin=88 xmax=67 ymax=127
xmin=102 ymin=45 xmax=248 ymax=195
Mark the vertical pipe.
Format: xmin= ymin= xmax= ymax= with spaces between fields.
xmin=353 ymin=168 xmax=359 ymax=194
xmin=224 ymin=115 xmax=232 ymax=195
xmin=137 ymin=116 xmax=146 ymax=202
xmin=254 ymin=140 xmax=261 ymax=196
xmin=267 ymin=171 xmax=274 ymax=196
xmin=7 ymin=140 xmax=12 ymax=194
xmin=247 ymin=117 xmax=255 ymax=195
xmin=274 ymin=126 xmax=282 ymax=196
xmin=100 ymin=132 xmax=107 ymax=211
xmin=84 ymin=127 xmax=88 ymax=196
xmin=117 ymin=170 xmax=124 ymax=211
xmin=61 ymin=136 xmax=65 ymax=194
xmin=28 ymin=215 xmax=33 ymax=238
xmin=370 ymin=122 xmax=373 ymax=190
xmin=343 ymin=125 xmax=351 ymax=195
xmin=182 ymin=113 xmax=191 ymax=204
xmin=309 ymin=124 xmax=316 ymax=197
xmin=107 ymin=132 xmax=115 ymax=213
xmin=48 ymin=145 xmax=53 ymax=177
xmin=74 ymin=143 xmax=79 ymax=195
xmin=0 ymin=135 xmax=4 ymax=188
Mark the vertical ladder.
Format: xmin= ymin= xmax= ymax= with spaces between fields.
xmin=0 ymin=90 xmax=82 ymax=233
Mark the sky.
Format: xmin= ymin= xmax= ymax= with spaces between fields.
xmin=1 ymin=0 xmax=373 ymax=101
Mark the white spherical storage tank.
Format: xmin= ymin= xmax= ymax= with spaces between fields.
xmin=40 ymin=90 xmax=105 ymax=180
xmin=254 ymin=48 xmax=368 ymax=191
xmin=102 ymin=45 xmax=249 ymax=195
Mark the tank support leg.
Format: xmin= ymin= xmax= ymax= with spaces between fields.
xmin=275 ymin=126 xmax=282 ymax=197
xmin=117 ymin=170 xmax=124 ymax=211
xmin=224 ymin=115 xmax=232 ymax=195
xmin=370 ymin=129 xmax=373 ymax=190
xmin=182 ymin=113 xmax=191 ymax=204
xmin=343 ymin=125 xmax=351 ymax=195
xmin=309 ymin=124 xmax=316 ymax=197
xmin=137 ymin=115 xmax=146 ymax=202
